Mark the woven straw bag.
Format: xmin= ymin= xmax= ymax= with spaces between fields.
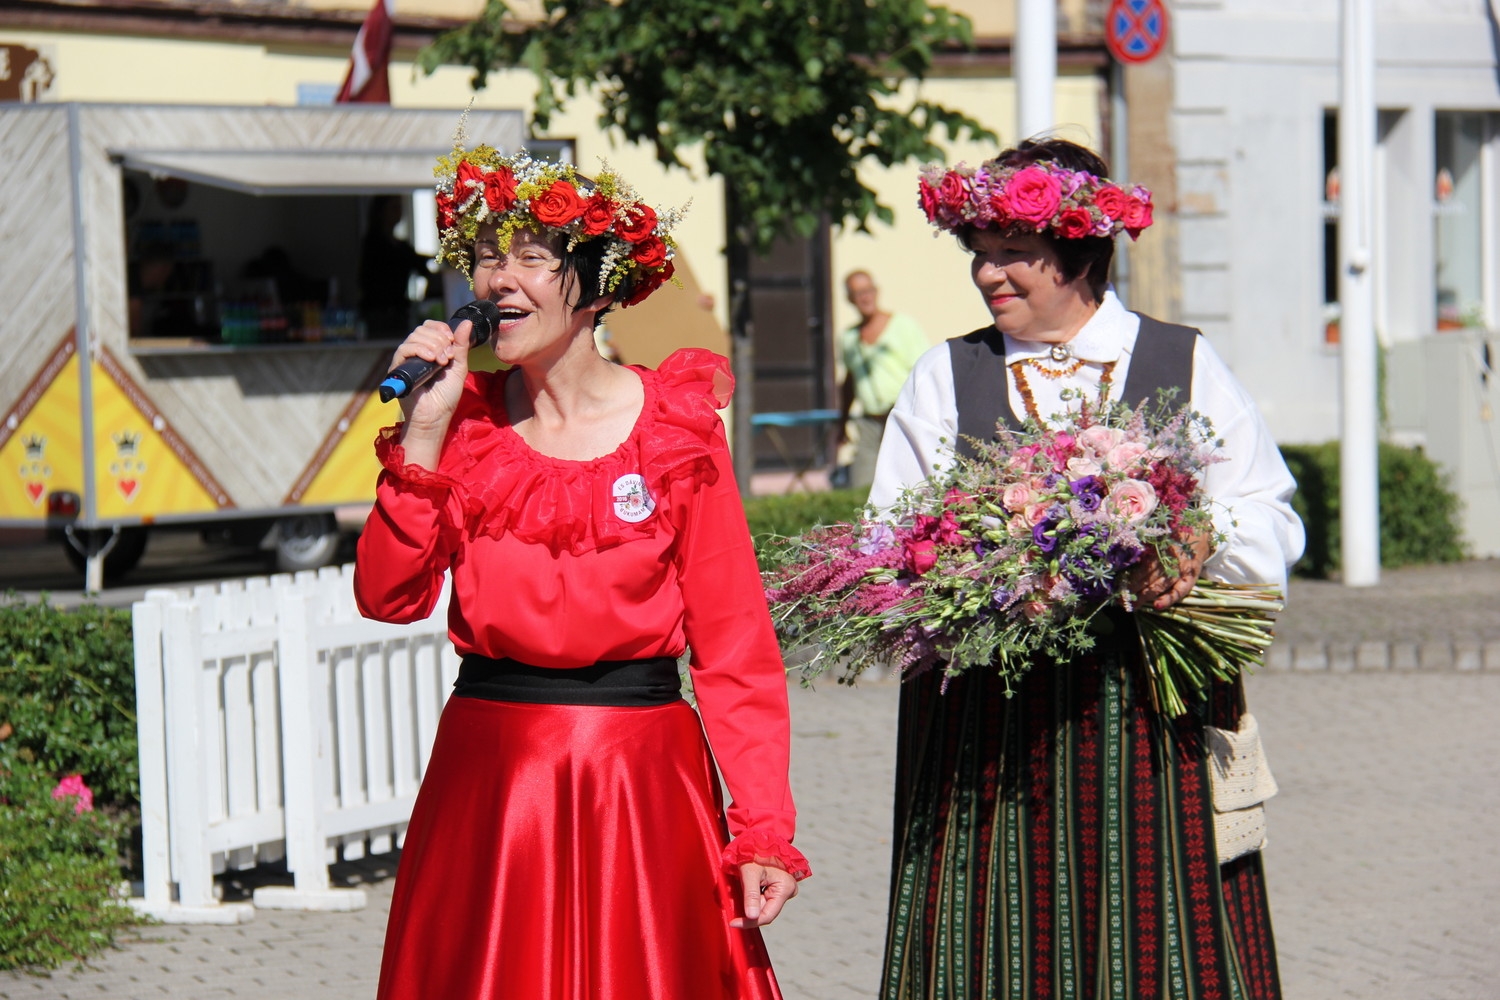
xmin=1205 ymin=713 xmax=1278 ymax=863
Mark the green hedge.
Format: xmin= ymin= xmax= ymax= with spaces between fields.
xmin=0 ymin=599 xmax=138 ymax=806
xmin=0 ymin=763 xmax=136 ymax=971
xmin=0 ymin=597 xmax=140 ymax=969
xmin=744 ymin=488 xmax=869 ymax=548
xmin=1280 ymin=442 xmax=1466 ymax=578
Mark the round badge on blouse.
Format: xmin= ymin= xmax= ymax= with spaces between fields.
xmin=611 ymin=473 xmax=656 ymax=523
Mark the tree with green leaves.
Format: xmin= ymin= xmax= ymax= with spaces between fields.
xmin=421 ymin=0 xmax=994 ymax=491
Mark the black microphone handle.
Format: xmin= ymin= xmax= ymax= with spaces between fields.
xmin=377 ymin=301 xmax=502 ymax=403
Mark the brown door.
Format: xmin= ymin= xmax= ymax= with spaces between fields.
xmin=747 ymin=222 xmax=834 ymax=470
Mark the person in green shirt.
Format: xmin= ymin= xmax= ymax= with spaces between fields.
xmin=837 ymin=270 xmax=930 ymax=489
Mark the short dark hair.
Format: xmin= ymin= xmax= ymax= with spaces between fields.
xmin=556 ymin=233 xmax=631 ymax=322
xmin=958 ymin=137 xmax=1116 ymax=301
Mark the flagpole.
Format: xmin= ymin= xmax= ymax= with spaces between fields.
xmin=1338 ymin=0 xmax=1380 ymax=586
xmin=1016 ymin=0 xmax=1057 ymax=140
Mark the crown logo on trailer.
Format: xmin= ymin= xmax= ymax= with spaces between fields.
xmin=113 ymin=431 xmax=141 ymax=456
xmin=16 ymin=434 xmax=51 ymax=507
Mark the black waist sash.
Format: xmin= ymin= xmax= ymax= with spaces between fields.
xmin=454 ymin=654 xmax=683 ymax=706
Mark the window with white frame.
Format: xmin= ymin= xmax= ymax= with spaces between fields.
xmin=1434 ymin=111 xmax=1493 ymax=331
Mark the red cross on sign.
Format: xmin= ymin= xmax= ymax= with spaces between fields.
xmin=1106 ymin=0 xmax=1170 ymax=64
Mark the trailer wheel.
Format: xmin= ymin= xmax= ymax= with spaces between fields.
xmin=61 ymin=526 xmax=149 ymax=583
xmin=273 ymin=513 xmax=341 ymax=573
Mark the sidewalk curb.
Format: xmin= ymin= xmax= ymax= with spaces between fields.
xmin=1264 ymin=638 xmax=1500 ymax=672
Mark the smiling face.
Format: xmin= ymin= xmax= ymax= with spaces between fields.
xmin=967 ymin=228 xmax=1100 ymax=343
xmin=472 ymin=225 xmax=606 ymax=367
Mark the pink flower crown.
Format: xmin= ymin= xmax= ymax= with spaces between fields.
xmin=434 ymin=145 xmax=684 ymax=308
xmin=918 ymin=159 xmax=1154 ymax=241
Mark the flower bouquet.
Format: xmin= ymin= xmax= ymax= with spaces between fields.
xmin=762 ymin=393 xmax=1284 ymax=718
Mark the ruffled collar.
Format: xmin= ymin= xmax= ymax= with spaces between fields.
xmin=443 ymin=349 xmax=732 ymax=555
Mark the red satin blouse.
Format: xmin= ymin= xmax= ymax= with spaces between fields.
xmin=353 ymin=349 xmax=808 ymax=878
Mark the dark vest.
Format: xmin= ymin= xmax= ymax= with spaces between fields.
xmin=946 ymin=314 xmax=1200 ymax=460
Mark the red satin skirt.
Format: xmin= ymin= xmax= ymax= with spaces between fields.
xmin=375 ymin=695 xmax=784 ymax=1000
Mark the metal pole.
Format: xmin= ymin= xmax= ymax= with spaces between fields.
xmin=1016 ymin=0 xmax=1057 ymax=141
xmin=1339 ymin=0 xmax=1380 ymax=585
xmin=1110 ymin=59 xmax=1131 ymax=307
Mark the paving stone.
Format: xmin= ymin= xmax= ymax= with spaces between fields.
xmin=1292 ymin=642 xmax=1328 ymax=671
xmin=1355 ymin=640 xmax=1390 ymax=671
xmin=1326 ymin=640 xmax=1356 ymax=672
xmin=1419 ymin=640 xmax=1455 ymax=670
xmin=5 ymin=561 xmax=1499 ymax=999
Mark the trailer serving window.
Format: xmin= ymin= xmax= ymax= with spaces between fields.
xmin=115 ymin=149 xmax=450 ymax=352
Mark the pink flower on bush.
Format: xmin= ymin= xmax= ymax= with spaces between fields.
xmin=1109 ymin=479 xmax=1158 ymax=523
xmin=1001 ymin=167 xmax=1063 ymax=225
xmin=52 ymin=774 xmax=93 ymax=815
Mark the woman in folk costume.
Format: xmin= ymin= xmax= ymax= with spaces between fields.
xmin=869 ymin=138 xmax=1304 ymax=1000
xmin=354 ymin=141 xmax=808 ymax=1000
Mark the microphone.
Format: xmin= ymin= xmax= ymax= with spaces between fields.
xmin=377 ymin=300 xmax=504 ymax=403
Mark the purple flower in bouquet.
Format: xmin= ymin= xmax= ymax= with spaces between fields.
xmin=1070 ymin=476 xmax=1104 ymax=513
xmin=1107 ymin=539 xmax=1143 ymax=570
xmin=1062 ymin=555 xmax=1112 ymax=600
xmin=1070 ymin=474 xmax=1105 ymax=498
xmin=1032 ymin=520 xmax=1060 ymax=553
xmin=858 ymin=522 xmax=897 ymax=556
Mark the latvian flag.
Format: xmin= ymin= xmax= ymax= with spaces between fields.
xmin=336 ymin=0 xmax=395 ymax=104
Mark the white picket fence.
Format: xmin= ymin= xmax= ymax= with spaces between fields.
xmin=131 ymin=564 xmax=458 ymax=923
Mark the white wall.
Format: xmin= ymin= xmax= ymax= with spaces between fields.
xmin=1172 ymin=0 xmax=1500 ymax=444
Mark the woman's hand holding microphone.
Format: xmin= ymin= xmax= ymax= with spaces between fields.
xmin=390 ymin=317 xmax=474 ymax=472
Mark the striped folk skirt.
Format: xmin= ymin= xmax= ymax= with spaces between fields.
xmin=881 ymin=643 xmax=1281 ymax=1000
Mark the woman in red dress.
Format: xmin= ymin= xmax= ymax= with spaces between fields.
xmin=354 ymin=142 xmax=809 ymax=1000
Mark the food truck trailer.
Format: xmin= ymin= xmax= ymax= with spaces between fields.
xmin=0 ymin=103 xmax=526 ymax=588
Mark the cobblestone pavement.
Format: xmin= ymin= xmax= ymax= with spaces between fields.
xmin=4 ymin=562 xmax=1498 ymax=999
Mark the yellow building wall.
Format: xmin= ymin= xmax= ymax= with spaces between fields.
xmin=8 ymin=23 xmax=1101 ymax=378
xmin=830 ymin=73 xmax=1104 ymax=348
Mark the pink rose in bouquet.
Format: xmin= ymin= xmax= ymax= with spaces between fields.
xmin=1108 ymin=479 xmax=1158 ymax=523
xmin=1001 ymin=482 xmax=1034 ymax=513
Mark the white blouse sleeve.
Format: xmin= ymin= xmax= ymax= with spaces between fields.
xmin=868 ymin=343 xmax=960 ymax=511
xmin=1191 ymin=337 xmax=1306 ymax=593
